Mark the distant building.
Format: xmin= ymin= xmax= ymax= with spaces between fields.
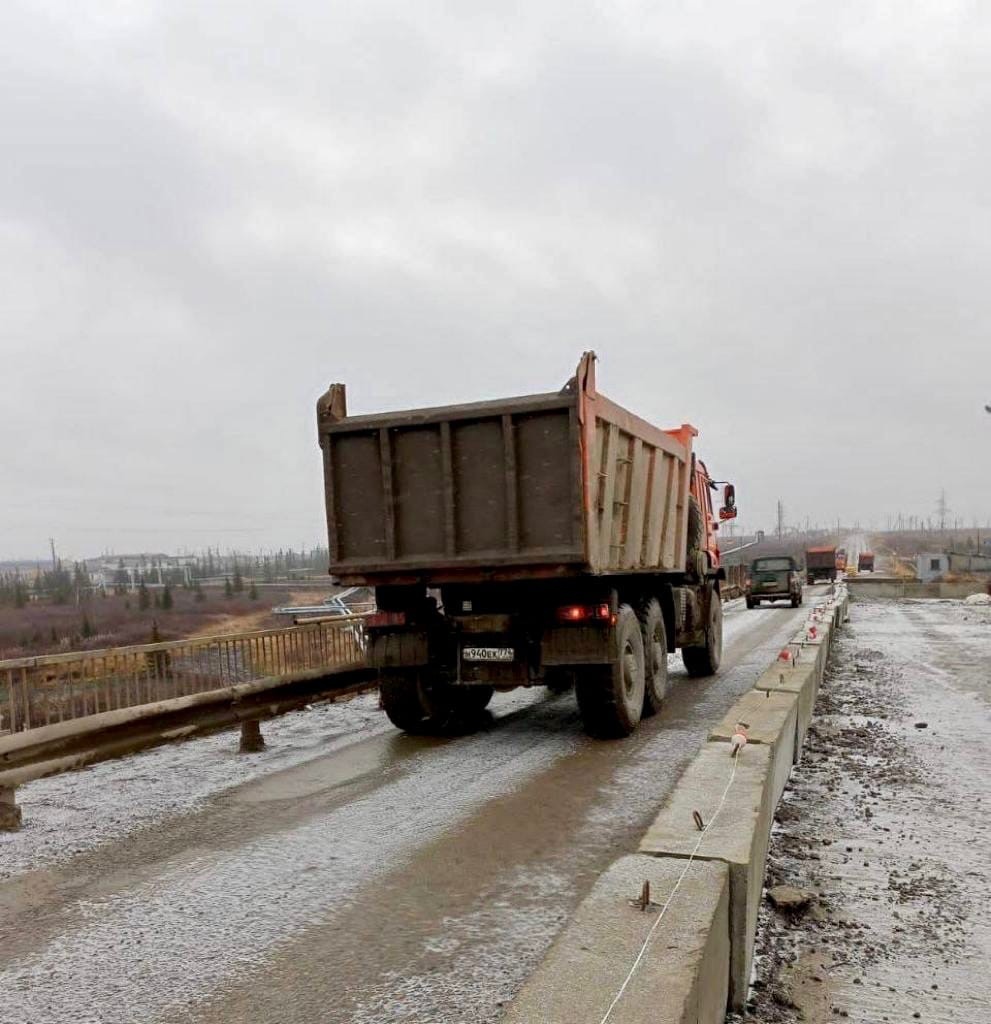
xmin=89 ymin=554 xmax=197 ymax=589
xmin=916 ymin=550 xmax=991 ymax=581
xmin=916 ymin=553 xmax=949 ymax=582
xmin=947 ymin=551 xmax=991 ymax=576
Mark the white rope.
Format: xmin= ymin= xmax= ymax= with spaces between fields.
xmin=597 ymin=750 xmax=742 ymax=1024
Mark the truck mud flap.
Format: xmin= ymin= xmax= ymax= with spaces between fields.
xmin=541 ymin=626 xmax=612 ymax=667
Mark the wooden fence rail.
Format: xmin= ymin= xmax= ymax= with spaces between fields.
xmin=0 ymin=617 xmax=366 ymax=735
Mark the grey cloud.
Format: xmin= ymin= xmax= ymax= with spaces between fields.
xmin=2 ymin=0 xmax=990 ymax=559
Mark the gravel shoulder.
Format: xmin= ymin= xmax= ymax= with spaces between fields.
xmin=738 ymin=598 xmax=991 ymax=1023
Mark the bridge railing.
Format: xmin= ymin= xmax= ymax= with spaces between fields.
xmin=0 ymin=616 xmax=367 ymax=735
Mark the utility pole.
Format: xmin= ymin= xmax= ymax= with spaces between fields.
xmin=49 ymin=537 xmax=57 ymax=570
xmin=776 ymin=500 xmax=785 ymax=540
xmin=936 ymin=490 xmax=949 ymax=532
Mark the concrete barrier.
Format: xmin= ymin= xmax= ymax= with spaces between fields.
xmin=505 ymin=589 xmax=849 ymax=1023
xmin=709 ymin=689 xmax=798 ymax=805
xmin=754 ymin=661 xmax=819 ymax=754
xmin=505 ymin=854 xmax=730 ymax=1024
xmin=847 ymin=577 xmax=989 ymax=601
xmin=639 ymin=743 xmax=772 ymax=1011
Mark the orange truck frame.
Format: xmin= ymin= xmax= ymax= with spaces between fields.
xmin=317 ymin=352 xmax=737 ymax=739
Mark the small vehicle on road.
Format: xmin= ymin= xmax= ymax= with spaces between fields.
xmin=858 ymin=551 xmax=875 ymax=572
xmin=746 ymin=555 xmax=803 ymax=608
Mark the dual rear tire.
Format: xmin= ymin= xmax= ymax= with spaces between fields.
xmin=574 ymin=600 xmax=672 ymax=738
xmin=576 ymin=604 xmax=645 ymax=738
xmin=379 ymin=672 xmax=494 ymax=733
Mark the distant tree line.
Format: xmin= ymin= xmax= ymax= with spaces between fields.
xmin=0 ymin=545 xmax=329 ymax=609
xmin=0 ymin=559 xmax=93 ymax=608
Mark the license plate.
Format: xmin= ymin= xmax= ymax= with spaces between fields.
xmin=462 ymin=646 xmax=514 ymax=663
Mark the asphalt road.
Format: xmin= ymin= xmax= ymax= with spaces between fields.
xmin=0 ymin=589 xmax=829 ymax=1024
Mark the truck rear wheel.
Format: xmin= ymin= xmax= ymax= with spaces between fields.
xmin=682 ymin=586 xmax=723 ymax=677
xmin=576 ymin=604 xmax=645 ymax=738
xmin=379 ymin=671 xmax=428 ymax=732
xmin=638 ymin=598 xmax=668 ymax=716
xmin=459 ymin=686 xmax=495 ymax=713
xmin=686 ymin=496 xmax=706 ymax=578
xmin=380 ymin=673 xmax=493 ymax=733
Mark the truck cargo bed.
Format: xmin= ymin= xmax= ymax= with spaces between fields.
xmin=317 ymin=354 xmax=695 ymax=584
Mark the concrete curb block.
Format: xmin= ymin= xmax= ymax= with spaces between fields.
xmin=754 ymin=661 xmax=818 ymax=757
xmin=639 ymin=742 xmax=773 ymax=1009
xmin=505 ymin=588 xmax=849 ymax=1023
xmin=709 ymin=689 xmax=798 ymax=807
xmin=504 ymin=855 xmax=730 ymax=1024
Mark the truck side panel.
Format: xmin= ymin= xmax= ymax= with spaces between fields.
xmin=585 ymin=409 xmax=691 ymax=575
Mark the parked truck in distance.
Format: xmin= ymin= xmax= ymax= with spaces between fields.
xmin=858 ymin=551 xmax=875 ymax=573
xmin=835 ymin=548 xmax=848 ymax=573
xmin=317 ymin=352 xmax=737 ymax=739
xmin=806 ymin=546 xmax=838 ymax=584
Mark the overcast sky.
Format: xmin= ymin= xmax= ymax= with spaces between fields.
xmin=3 ymin=1 xmax=990 ymax=561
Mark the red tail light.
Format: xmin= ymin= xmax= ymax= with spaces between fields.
xmin=556 ymin=603 xmax=614 ymax=624
xmin=367 ymin=610 xmax=406 ymax=628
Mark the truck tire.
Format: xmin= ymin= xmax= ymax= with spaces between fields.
xmin=545 ymin=670 xmax=573 ymax=693
xmin=380 ymin=673 xmax=493 ymax=733
xmin=686 ymin=496 xmax=706 ymax=578
xmin=791 ymin=595 xmax=800 ymax=608
xmin=746 ymin=596 xmax=756 ymax=610
xmin=682 ymin=586 xmax=723 ymax=677
xmin=576 ymin=604 xmax=645 ymax=738
xmin=638 ymin=598 xmax=668 ymax=716
xmin=379 ymin=671 xmax=428 ymax=732
xmin=460 ymin=686 xmax=495 ymax=713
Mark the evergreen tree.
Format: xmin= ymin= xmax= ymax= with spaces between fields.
xmin=162 ymin=584 xmax=173 ymax=610
xmin=232 ymin=567 xmax=244 ymax=593
xmin=81 ymin=615 xmax=95 ymax=639
xmin=224 ymin=576 xmax=233 ymax=599
xmin=138 ymin=582 xmax=151 ymax=611
xmin=113 ymin=558 xmax=129 ymax=595
xmin=248 ymin=581 xmax=258 ymax=600
xmin=194 ymin=580 xmax=206 ymax=602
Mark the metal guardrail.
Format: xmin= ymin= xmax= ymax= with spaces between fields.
xmin=0 ymin=616 xmax=366 ymax=735
xmin=722 ymin=563 xmax=747 ymax=596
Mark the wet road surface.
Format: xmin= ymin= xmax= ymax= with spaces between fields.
xmin=0 ymin=591 xmax=829 ymax=1024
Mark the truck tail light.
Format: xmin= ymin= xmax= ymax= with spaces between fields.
xmin=556 ymin=603 xmax=614 ymax=624
xmin=367 ymin=610 xmax=406 ymax=628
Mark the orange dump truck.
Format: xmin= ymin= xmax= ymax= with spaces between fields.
xmin=317 ymin=353 xmax=737 ymax=739
xmin=806 ymin=546 xmax=838 ymax=584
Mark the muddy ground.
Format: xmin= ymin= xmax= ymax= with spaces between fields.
xmin=736 ymin=599 xmax=991 ymax=1023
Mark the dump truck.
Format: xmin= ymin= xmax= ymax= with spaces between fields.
xmin=806 ymin=546 xmax=838 ymax=584
xmin=316 ymin=353 xmax=737 ymax=738
xmin=858 ymin=551 xmax=875 ymax=572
